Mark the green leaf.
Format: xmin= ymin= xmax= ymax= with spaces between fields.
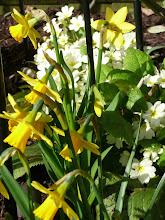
xmin=106 ymin=91 xmax=128 ymax=111
xmin=0 ymin=165 xmax=30 ymax=220
xmin=124 ymin=49 xmax=155 ymax=77
xmin=160 ymin=58 xmax=165 ymax=70
xmin=157 ymin=127 xmax=165 ymax=140
xmin=139 ymin=139 xmax=163 ymax=150
xmin=99 ymin=82 xmax=119 ymax=104
xmin=101 ymin=111 xmax=134 ymax=145
xmin=157 ymin=149 xmax=165 ymax=166
xmin=100 ymin=64 xmax=112 ymax=83
xmin=12 ymin=144 xmax=44 ymax=179
xmin=126 ymin=87 xmax=148 ymax=112
xmin=108 ymin=69 xmax=140 ymax=89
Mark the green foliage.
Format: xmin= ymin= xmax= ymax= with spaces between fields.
xmin=100 ymin=64 xmax=112 ymax=83
xmin=126 ymin=87 xmax=148 ymax=112
xmin=102 ymin=111 xmax=134 ymax=145
xmin=157 ymin=149 xmax=165 ymax=166
xmin=123 ymin=49 xmax=155 ymax=77
xmin=99 ymin=82 xmax=119 ymax=104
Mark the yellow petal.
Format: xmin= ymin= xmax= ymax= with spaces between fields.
xmin=59 ymin=145 xmax=72 ymax=162
xmin=62 ymin=200 xmax=79 ymax=220
xmin=117 ymin=22 xmax=135 ymax=33
xmin=46 ymin=86 xmax=62 ymax=104
xmin=9 ymin=24 xmax=23 ymax=42
xmin=17 ymin=71 xmax=37 ymax=86
xmin=0 ymin=181 xmax=9 ymax=200
xmin=111 ymin=31 xmax=123 ymax=48
xmin=28 ymin=29 xmax=38 ymax=49
xmin=7 ymin=93 xmax=21 ymax=113
xmin=51 ymin=126 xmax=65 ymax=136
xmin=105 ymin=7 xmax=114 ymax=23
xmin=110 ymin=7 xmax=127 ymax=25
xmin=82 ymin=140 xmax=100 ymax=155
xmin=12 ymin=8 xmax=27 ymax=26
xmin=91 ymin=20 xmax=105 ymax=32
xmin=103 ymin=29 xmax=115 ymax=44
xmin=94 ymin=101 xmax=104 ymax=117
xmin=31 ymin=181 xmax=50 ymax=194
xmin=22 ymin=25 xmax=29 ymax=38
xmin=25 ymin=13 xmax=33 ymax=20
xmin=33 ymin=196 xmax=59 ymax=220
xmin=37 ymin=115 xmax=53 ymax=123
xmin=29 ymin=123 xmax=53 ymax=147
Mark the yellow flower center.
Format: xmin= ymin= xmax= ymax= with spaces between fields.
xmin=76 ymin=23 xmax=80 ymax=27
xmin=137 ymin=165 xmax=145 ymax=173
xmin=52 ymin=69 xmax=58 ymax=77
xmin=161 ymin=78 xmax=165 ymax=83
xmin=150 ymin=110 xmax=157 ymax=118
xmin=69 ymin=61 xmax=76 ymax=67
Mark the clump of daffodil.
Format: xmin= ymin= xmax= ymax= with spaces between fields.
xmin=31 ymin=170 xmax=81 ymax=220
xmin=51 ymin=127 xmax=100 ymax=162
xmin=9 ymin=8 xmax=41 ymax=49
xmin=17 ymin=67 xmax=62 ymax=105
xmin=0 ymin=180 xmax=9 ymax=200
xmin=91 ymin=7 xmax=135 ymax=48
xmin=0 ymin=99 xmax=53 ymax=153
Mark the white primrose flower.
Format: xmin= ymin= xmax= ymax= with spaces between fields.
xmin=106 ymin=134 xmax=123 ymax=149
xmin=133 ymin=120 xmax=155 ymax=141
xmin=143 ymin=147 xmax=163 ymax=162
xmin=130 ymin=158 xmax=156 ymax=184
xmin=143 ymin=101 xmax=165 ymax=129
xmin=119 ymin=150 xmax=130 ymax=166
xmin=69 ymin=15 xmax=84 ymax=32
xmin=143 ymin=74 xmax=160 ymax=87
xmin=158 ymin=69 xmax=165 ymax=88
xmin=122 ymin=31 xmax=136 ymax=50
xmin=58 ymin=33 xmax=69 ymax=46
xmin=56 ymin=5 xmax=74 ymax=20
xmin=64 ymin=51 xmax=82 ymax=71
xmin=92 ymin=31 xmax=100 ymax=48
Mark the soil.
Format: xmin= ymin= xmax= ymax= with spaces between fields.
xmin=0 ymin=5 xmax=165 ymax=219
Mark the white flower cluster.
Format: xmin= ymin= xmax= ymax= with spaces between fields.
xmin=32 ymin=5 xmax=136 ymax=110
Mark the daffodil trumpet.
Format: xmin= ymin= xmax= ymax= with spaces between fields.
xmin=9 ymin=8 xmax=41 ymax=49
xmin=0 ymin=99 xmax=53 ymax=153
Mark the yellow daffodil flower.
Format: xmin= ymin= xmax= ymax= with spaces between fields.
xmin=9 ymin=8 xmax=41 ymax=49
xmin=31 ymin=179 xmax=79 ymax=220
xmin=0 ymin=181 xmax=9 ymax=200
xmin=0 ymin=111 xmax=53 ymax=153
xmin=17 ymin=71 xmax=62 ymax=105
xmin=91 ymin=7 xmax=135 ymax=48
xmin=51 ymin=127 xmax=100 ymax=162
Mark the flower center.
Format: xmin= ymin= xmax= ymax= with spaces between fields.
xmin=69 ymin=61 xmax=76 ymax=67
xmin=150 ymin=110 xmax=157 ymax=118
xmin=137 ymin=165 xmax=145 ymax=173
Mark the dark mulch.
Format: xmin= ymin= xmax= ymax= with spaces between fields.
xmin=0 ymin=5 xmax=165 ymax=219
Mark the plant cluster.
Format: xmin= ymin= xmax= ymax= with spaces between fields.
xmin=0 ymin=3 xmax=165 ymax=220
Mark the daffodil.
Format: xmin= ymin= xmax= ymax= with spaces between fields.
xmin=91 ymin=7 xmax=135 ymax=48
xmin=0 ymin=181 xmax=9 ymax=200
xmin=31 ymin=177 xmax=79 ymax=220
xmin=51 ymin=127 xmax=100 ymax=162
xmin=0 ymin=109 xmax=53 ymax=153
xmin=9 ymin=8 xmax=40 ymax=49
xmin=93 ymin=85 xmax=105 ymax=117
xmin=18 ymin=71 xmax=62 ymax=105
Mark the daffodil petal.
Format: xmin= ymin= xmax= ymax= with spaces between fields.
xmin=91 ymin=20 xmax=105 ymax=31
xmin=32 ymin=27 xmax=41 ymax=39
xmin=103 ymin=29 xmax=115 ymax=44
xmin=111 ymin=31 xmax=123 ymax=48
xmin=9 ymin=24 xmax=23 ymax=42
xmin=82 ymin=140 xmax=100 ymax=155
xmin=51 ymin=126 xmax=65 ymax=136
xmin=22 ymin=25 xmax=29 ymax=38
xmin=94 ymin=101 xmax=103 ymax=117
xmin=44 ymin=123 xmax=53 ymax=136
xmin=12 ymin=9 xmax=27 ymax=26
xmin=37 ymin=115 xmax=53 ymax=123
xmin=117 ymin=22 xmax=135 ymax=33
xmin=46 ymin=86 xmax=62 ymax=104
xmin=60 ymin=145 xmax=72 ymax=162
xmin=105 ymin=7 xmax=114 ymax=23
xmin=0 ymin=181 xmax=9 ymax=200
xmin=29 ymin=124 xmax=53 ymax=147
xmin=62 ymin=200 xmax=79 ymax=220
xmin=25 ymin=13 xmax=33 ymax=20
xmin=110 ymin=7 xmax=127 ymax=25
xmin=7 ymin=93 xmax=21 ymax=113
xmin=28 ymin=30 xmax=38 ymax=49
xmin=17 ymin=71 xmax=37 ymax=86
xmin=31 ymin=181 xmax=50 ymax=194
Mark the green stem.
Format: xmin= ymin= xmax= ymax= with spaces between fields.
xmin=96 ymin=48 xmax=102 ymax=84
xmin=144 ymin=172 xmax=165 ymax=219
xmin=115 ymin=111 xmax=143 ymax=215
